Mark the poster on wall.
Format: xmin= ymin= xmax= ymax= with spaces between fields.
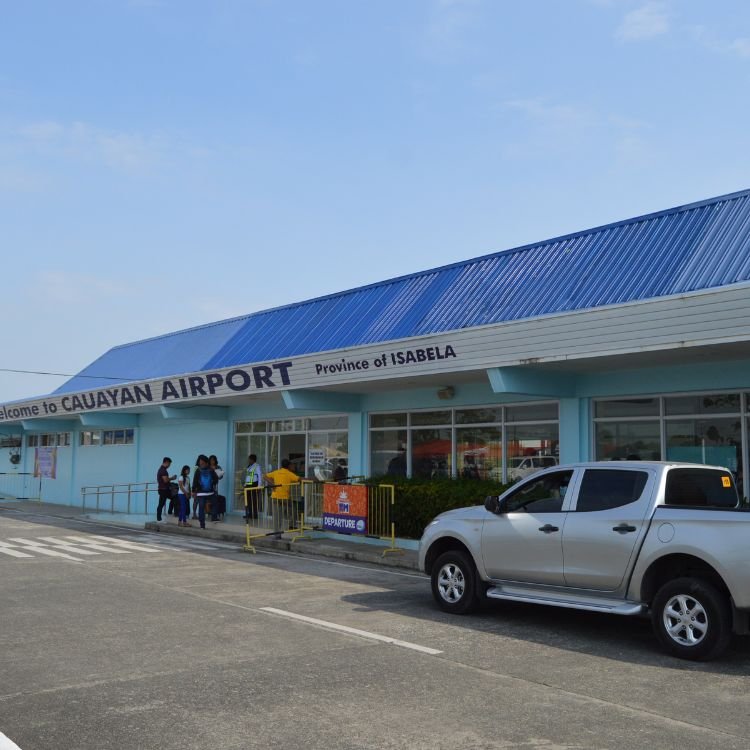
xmin=34 ymin=447 xmax=57 ymax=479
xmin=322 ymin=483 xmax=367 ymax=535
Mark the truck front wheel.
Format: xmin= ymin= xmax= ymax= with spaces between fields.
xmin=431 ymin=550 xmax=480 ymax=614
xmin=652 ymin=577 xmax=732 ymax=661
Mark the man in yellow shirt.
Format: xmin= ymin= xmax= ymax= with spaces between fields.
xmin=264 ymin=459 xmax=300 ymax=537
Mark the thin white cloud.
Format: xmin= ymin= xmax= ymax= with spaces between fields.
xmin=14 ymin=120 xmax=167 ymax=174
xmin=616 ymin=3 xmax=670 ymax=42
xmin=692 ymin=25 xmax=750 ymax=59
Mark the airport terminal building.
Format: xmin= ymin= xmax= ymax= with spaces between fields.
xmin=3 ymin=188 xmax=750 ymax=508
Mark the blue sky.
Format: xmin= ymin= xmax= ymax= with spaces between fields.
xmin=2 ymin=0 xmax=750 ymax=401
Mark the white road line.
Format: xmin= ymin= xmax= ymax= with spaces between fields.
xmin=62 ymin=537 xmax=133 ymax=554
xmin=36 ymin=537 xmax=100 ymax=556
xmin=0 ymin=542 xmax=34 ymax=559
xmin=6 ymin=538 xmax=84 ymax=562
xmin=0 ymin=730 xmax=23 ymax=749
xmin=260 ymin=607 xmax=442 ymax=655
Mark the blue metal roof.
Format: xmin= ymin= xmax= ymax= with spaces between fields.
xmin=56 ymin=188 xmax=750 ymax=393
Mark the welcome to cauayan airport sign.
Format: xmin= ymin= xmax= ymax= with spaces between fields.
xmin=0 ymin=341 xmax=459 ymax=424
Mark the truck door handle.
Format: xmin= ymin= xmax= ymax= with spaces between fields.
xmin=538 ymin=524 xmax=559 ymax=533
xmin=612 ymin=524 xmax=637 ymax=534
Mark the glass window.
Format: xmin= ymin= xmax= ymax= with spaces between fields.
xmin=125 ymin=429 xmax=135 ymax=443
xmin=455 ymin=407 xmax=503 ymax=424
xmin=664 ymin=468 xmax=739 ymax=508
xmin=665 ymin=394 xmax=740 ymax=416
xmin=269 ymin=418 xmax=308 ymax=432
xmin=27 ymin=435 xmax=38 ymax=447
xmin=576 ymin=469 xmax=649 ymax=512
xmin=371 ymin=429 xmax=407 ymax=477
xmin=505 ymin=403 xmax=558 ymax=422
xmin=595 ymin=398 xmax=660 ymax=418
xmin=411 ymin=428 xmax=451 ymax=478
xmin=410 ymin=410 xmax=451 ymax=426
xmin=370 ymin=413 xmax=407 ymax=428
xmin=307 ymin=431 xmax=348 ymax=481
xmin=235 ymin=422 xmax=253 ymax=434
xmin=103 ymin=430 xmax=114 ymax=445
xmin=506 ymin=424 xmax=559 ymax=481
xmin=504 ymin=470 xmax=573 ymax=513
xmin=456 ymin=427 xmax=501 ymax=481
xmin=665 ymin=418 xmax=741 ymax=474
xmin=595 ymin=421 xmax=660 ymax=461
xmin=113 ymin=430 xmax=125 ymax=445
xmin=309 ymin=416 xmax=347 ymax=431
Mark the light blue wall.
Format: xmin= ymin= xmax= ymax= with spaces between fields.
xmin=18 ymin=355 xmax=750 ymax=509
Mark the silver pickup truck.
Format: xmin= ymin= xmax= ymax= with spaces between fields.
xmin=419 ymin=461 xmax=750 ymax=660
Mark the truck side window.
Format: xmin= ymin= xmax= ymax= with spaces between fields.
xmin=504 ymin=470 xmax=574 ymax=513
xmin=576 ymin=469 xmax=648 ymax=512
xmin=664 ymin=469 xmax=739 ymax=508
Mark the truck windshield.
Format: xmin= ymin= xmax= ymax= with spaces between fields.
xmin=664 ymin=469 xmax=739 ymax=508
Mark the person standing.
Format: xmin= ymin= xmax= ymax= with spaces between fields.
xmin=264 ymin=458 xmax=300 ymax=538
xmin=209 ymin=455 xmax=225 ymax=520
xmin=243 ymin=453 xmax=263 ymax=519
xmin=177 ymin=465 xmax=192 ymax=527
xmin=333 ymin=459 xmax=348 ymax=483
xmin=156 ymin=457 xmax=175 ymax=523
xmin=192 ymin=454 xmax=219 ymax=529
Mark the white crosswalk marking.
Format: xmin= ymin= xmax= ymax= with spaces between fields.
xmin=36 ymin=537 xmax=101 ymax=556
xmin=0 ymin=541 xmax=34 ymax=558
xmin=0 ymin=532 xmax=230 ymax=561
xmin=6 ymin=538 xmax=84 ymax=562
xmin=72 ymin=535 xmax=163 ymax=553
xmin=63 ymin=536 xmax=134 ymax=554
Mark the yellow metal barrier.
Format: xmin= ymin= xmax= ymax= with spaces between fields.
xmin=242 ymin=483 xmax=303 ymax=553
xmin=368 ymin=483 xmax=403 ymax=556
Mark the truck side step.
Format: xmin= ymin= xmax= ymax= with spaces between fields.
xmin=486 ymin=585 xmax=644 ymax=616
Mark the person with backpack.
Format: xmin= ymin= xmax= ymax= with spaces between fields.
xmin=192 ymin=454 xmax=219 ymax=529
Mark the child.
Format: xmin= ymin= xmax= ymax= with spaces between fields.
xmin=177 ymin=465 xmax=192 ymax=527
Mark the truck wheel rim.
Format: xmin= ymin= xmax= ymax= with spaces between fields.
xmin=662 ymin=594 xmax=708 ymax=647
xmin=437 ymin=562 xmax=465 ymax=603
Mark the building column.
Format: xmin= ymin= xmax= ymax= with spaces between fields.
xmin=559 ymin=398 xmax=591 ymax=464
xmin=347 ymin=412 xmax=365 ymax=477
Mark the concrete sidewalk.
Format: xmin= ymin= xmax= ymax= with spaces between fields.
xmin=0 ymin=499 xmax=421 ymax=572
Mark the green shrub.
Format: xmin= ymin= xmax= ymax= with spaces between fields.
xmin=367 ymin=476 xmax=514 ymax=540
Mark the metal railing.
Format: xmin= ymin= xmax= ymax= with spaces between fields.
xmin=242 ymin=479 xmax=402 ymax=556
xmin=0 ymin=472 xmax=42 ymax=501
xmin=81 ymin=481 xmax=159 ymax=514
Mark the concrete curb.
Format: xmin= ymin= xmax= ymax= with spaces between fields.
xmin=144 ymin=521 xmax=422 ymax=572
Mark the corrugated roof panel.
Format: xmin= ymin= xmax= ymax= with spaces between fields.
xmin=54 ymin=188 xmax=750 ymax=391
xmin=55 ymin=317 xmax=247 ymax=393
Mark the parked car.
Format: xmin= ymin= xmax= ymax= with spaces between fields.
xmin=507 ymin=455 xmax=558 ymax=481
xmin=419 ymin=461 xmax=749 ymax=660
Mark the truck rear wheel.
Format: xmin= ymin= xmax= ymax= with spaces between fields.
xmin=431 ymin=550 xmax=480 ymax=614
xmin=652 ymin=577 xmax=731 ymax=661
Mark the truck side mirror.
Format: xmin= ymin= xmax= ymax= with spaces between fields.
xmin=484 ymin=496 xmax=501 ymax=514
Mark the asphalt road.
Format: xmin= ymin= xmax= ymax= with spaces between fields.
xmin=1 ymin=506 xmax=749 ymax=750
